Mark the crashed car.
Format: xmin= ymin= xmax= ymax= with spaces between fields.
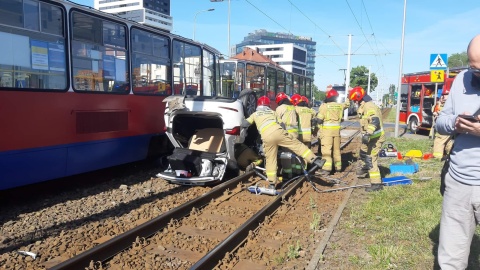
xmin=157 ymin=90 xmax=259 ymax=185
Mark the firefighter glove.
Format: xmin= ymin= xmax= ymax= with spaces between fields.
xmin=241 ymin=119 xmax=251 ymax=128
xmin=362 ymin=133 xmax=370 ymax=144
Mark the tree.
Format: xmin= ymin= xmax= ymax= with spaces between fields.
xmin=448 ymin=52 xmax=468 ymax=68
xmin=389 ymin=84 xmax=396 ymax=103
xmin=349 ymin=65 xmax=378 ymax=93
xmin=312 ymin=84 xmax=325 ymax=102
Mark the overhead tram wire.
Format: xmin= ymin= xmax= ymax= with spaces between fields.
xmin=286 ymin=0 xmax=345 ymax=54
xmin=244 ymin=0 xmax=291 ymax=34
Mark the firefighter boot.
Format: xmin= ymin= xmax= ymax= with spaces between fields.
xmin=365 ymin=183 xmax=384 ymax=192
xmin=356 ymin=167 xmax=369 ymax=178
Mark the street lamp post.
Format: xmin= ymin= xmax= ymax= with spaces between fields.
xmin=210 ymin=0 xmax=230 ymax=56
xmin=193 ymin=8 xmax=214 ymax=41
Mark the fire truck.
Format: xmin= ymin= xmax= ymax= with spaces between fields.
xmin=399 ymin=68 xmax=464 ymax=133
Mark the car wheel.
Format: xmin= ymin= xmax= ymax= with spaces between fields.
xmin=409 ymin=118 xmax=419 ymax=133
xmin=238 ymin=89 xmax=257 ymax=117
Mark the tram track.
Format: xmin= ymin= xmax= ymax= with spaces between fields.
xmin=47 ymin=129 xmax=361 ymax=270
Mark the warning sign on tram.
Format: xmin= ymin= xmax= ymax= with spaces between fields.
xmin=431 ymin=70 xmax=445 ymax=82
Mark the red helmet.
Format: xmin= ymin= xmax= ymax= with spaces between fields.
xmin=301 ymin=96 xmax=309 ymax=104
xmin=291 ymin=94 xmax=302 ymax=106
xmin=326 ymin=89 xmax=339 ymax=99
xmin=257 ymin=95 xmax=271 ymax=107
xmin=442 ymin=88 xmax=450 ymax=95
xmin=348 ymin=86 xmax=365 ymax=101
xmin=275 ymin=92 xmax=289 ymax=104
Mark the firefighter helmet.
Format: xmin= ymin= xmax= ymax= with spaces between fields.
xmin=326 ymin=89 xmax=339 ymax=99
xmin=275 ymin=92 xmax=289 ymax=104
xmin=301 ymin=96 xmax=309 ymax=104
xmin=291 ymin=94 xmax=302 ymax=106
xmin=442 ymin=88 xmax=450 ymax=95
xmin=257 ymin=95 xmax=271 ymax=107
xmin=348 ymin=86 xmax=365 ymax=101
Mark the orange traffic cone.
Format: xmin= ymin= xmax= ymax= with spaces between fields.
xmin=397 ymin=152 xmax=403 ymax=160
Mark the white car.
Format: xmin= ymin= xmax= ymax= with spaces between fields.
xmin=157 ymin=90 xmax=259 ymax=185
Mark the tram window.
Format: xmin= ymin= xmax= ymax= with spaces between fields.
xmin=219 ymin=61 xmax=235 ymax=98
xmin=203 ymin=49 xmax=215 ymax=96
xmin=72 ymin=12 xmax=128 ymax=93
xmin=277 ymin=70 xmax=285 ymax=96
xmin=172 ymin=40 xmax=201 ymax=96
xmin=246 ymin=64 xmax=265 ymax=94
xmin=131 ymin=28 xmax=171 ymax=96
xmin=285 ymin=73 xmax=293 ymax=96
xmin=0 ymin=0 xmax=23 ymax=28
xmin=236 ymin=62 xmax=245 ymax=93
xmin=266 ymin=67 xmax=276 ymax=99
xmin=306 ymin=78 xmax=312 ymax=101
xmin=24 ymin=0 xmax=39 ymax=31
xmin=41 ymin=2 xmax=63 ymax=36
xmin=298 ymin=76 xmax=305 ymax=96
xmin=0 ymin=1 xmax=67 ymax=91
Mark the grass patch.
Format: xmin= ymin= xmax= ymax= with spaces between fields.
xmin=330 ymin=136 xmax=480 ymax=269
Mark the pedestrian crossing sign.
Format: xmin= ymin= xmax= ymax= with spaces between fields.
xmin=430 ymin=54 xmax=448 ymax=70
xmin=431 ymin=70 xmax=445 ymax=82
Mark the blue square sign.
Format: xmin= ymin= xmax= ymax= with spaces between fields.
xmin=430 ymin=54 xmax=448 ymax=70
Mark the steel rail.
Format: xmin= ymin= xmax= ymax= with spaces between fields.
xmin=191 ymin=130 xmax=360 ymax=269
xmin=49 ymin=171 xmax=255 ymax=270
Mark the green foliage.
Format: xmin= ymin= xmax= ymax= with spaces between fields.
xmin=448 ymin=52 xmax=468 ymax=68
xmin=350 ymin=65 xmax=379 ymax=92
xmin=287 ymin=240 xmax=301 ymax=259
xmin=313 ymin=84 xmax=326 ymax=102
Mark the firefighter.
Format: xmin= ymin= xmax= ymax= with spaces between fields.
xmin=275 ymin=92 xmax=299 ymax=138
xmin=348 ymin=86 xmax=385 ymax=192
xmin=432 ymin=88 xmax=453 ymax=158
xmin=316 ymin=89 xmax=350 ymax=174
xmin=291 ymin=94 xmax=316 ymax=148
xmin=241 ymin=96 xmax=325 ymax=188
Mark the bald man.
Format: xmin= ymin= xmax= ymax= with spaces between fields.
xmin=435 ymin=34 xmax=480 ymax=270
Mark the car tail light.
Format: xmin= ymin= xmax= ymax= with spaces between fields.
xmin=225 ymin=126 xmax=241 ymax=135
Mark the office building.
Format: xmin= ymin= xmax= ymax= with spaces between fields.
xmin=235 ymin=29 xmax=316 ymax=79
xmin=246 ymin=44 xmax=307 ymax=76
xmin=94 ymin=0 xmax=172 ymax=32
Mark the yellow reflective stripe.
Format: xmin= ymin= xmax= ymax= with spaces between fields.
xmin=266 ymin=171 xmax=276 ymax=176
xmin=367 ymin=109 xmax=376 ymax=115
xmin=369 ymin=171 xmax=381 ymax=179
xmin=301 ymin=149 xmax=313 ymax=158
xmin=321 ymin=125 xmax=341 ymax=130
xmin=260 ymin=121 xmax=276 ymax=133
xmin=369 ymin=129 xmax=384 ymax=138
xmin=287 ymin=128 xmax=298 ymax=133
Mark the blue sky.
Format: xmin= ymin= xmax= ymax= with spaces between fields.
xmin=74 ymin=0 xmax=479 ymax=98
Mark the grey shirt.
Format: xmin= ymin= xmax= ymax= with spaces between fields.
xmin=436 ymin=70 xmax=480 ymax=185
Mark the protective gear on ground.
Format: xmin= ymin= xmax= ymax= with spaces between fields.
xmin=245 ymin=107 xmax=323 ymax=184
xmin=357 ymin=97 xmax=385 ymax=184
xmin=257 ymin=96 xmax=271 ymax=107
xmin=348 ymin=86 xmax=365 ymax=102
xmin=275 ymin=92 xmax=289 ymax=105
xmin=291 ymin=94 xmax=302 ymax=106
xmin=316 ymin=98 xmax=350 ymax=172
